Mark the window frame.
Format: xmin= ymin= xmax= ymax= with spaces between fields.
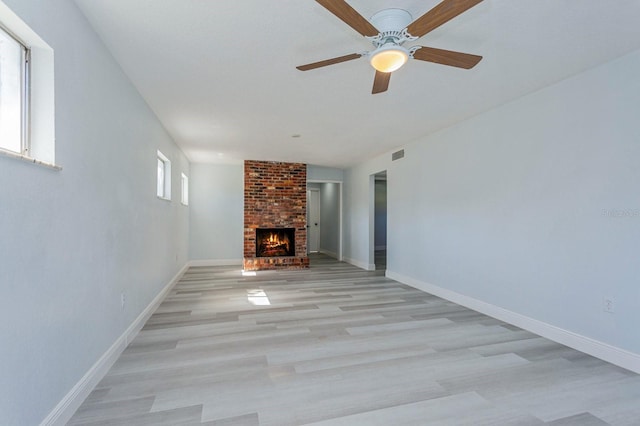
xmin=0 ymin=24 xmax=30 ymax=156
xmin=0 ymin=1 xmax=56 ymax=169
xmin=156 ymin=150 xmax=171 ymax=200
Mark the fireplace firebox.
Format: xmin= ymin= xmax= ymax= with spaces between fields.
xmin=256 ymin=228 xmax=295 ymax=257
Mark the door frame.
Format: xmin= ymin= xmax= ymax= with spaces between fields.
xmin=369 ymin=170 xmax=387 ymax=271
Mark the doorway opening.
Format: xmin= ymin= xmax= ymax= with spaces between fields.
xmin=372 ymin=171 xmax=387 ymax=271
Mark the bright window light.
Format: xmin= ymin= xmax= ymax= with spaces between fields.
xmin=156 ymin=150 xmax=171 ymax=200
xmin=247 ymin=289 xmax=271 ymax=306
xmin=157 ymin=158 xmax=165 ymax=197
xmin=181 ymin=172 xmax=189 ymax=205
xmin=0 ymin=26 xmax=28 ymax=154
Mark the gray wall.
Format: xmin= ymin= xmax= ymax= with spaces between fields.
xmin=0 ymin=0 xmax=189 ymax=424
xmin=344 ymin=48 xmax=640 ymax=360
xmin=308 ymin=164 xmax=344 ymax=182
xmin=189 ymin=163 xmax=244 ymax=262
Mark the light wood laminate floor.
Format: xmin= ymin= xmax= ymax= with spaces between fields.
xmin=69 ymin=254 xmax=640 ymax=425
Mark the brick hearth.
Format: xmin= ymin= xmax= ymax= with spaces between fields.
xmin=243 ymin=160 xmax=309 ymax=270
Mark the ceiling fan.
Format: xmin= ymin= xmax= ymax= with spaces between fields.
xmin=296 ymin=0 xmax=484 ymax=94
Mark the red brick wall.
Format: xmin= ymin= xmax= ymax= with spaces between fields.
xmin=244 ymin=160 xmax=309 ymax=270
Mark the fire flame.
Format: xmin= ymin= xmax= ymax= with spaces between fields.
xmin=257 ymin=230 xmax=293 ymax=257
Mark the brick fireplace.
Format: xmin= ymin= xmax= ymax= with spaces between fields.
xmin=243 ymin=160 xmax=309 ymax=271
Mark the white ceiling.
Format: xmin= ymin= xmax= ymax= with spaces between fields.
xmin=72 ymin=0 xmax=640 ymax=168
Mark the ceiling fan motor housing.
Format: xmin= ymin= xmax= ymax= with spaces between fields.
xmin=370 ymin=8 xmax=412 ymax=33
xmin=368 ymin=8 xmax=416 ymax=48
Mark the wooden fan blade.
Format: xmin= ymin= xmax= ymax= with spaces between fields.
xmin=406 ymin=0 xmax=483 ymax=38
xmin=412 ymin=46 xmax=482 ymax=69
xmin=372 ymin=71 xmax=391 ymax=94
xmin=296 ymin=53 xmax=362 ymax=71
xmin=316 ymin=0 xmax=378 ymax=37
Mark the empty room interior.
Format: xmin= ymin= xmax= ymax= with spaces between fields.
xmin=2 ymin=0 xmax=640 ymax=425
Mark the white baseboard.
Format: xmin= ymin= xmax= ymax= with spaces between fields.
xmin=345 ymin=257 xmax=376 ymax=271
xmin=387 ymin=270 xmax=640 ymax=375
xmin=40 ymin=263 xmax=190 ymax=426
xmin=319 ymin=249 xmax=338 ymax=259
xmin=188 ymin=258 xmax=243 ymax=267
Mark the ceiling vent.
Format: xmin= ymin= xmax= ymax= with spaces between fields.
xmin=392 ymin=149 xmax=405 ymax=161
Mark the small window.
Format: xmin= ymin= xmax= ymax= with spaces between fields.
xmin=0 ymin=25 xmax=29 ymax=155
xmin=181 ymin=173 xmax=189 ymax=206
xmin=156 ymin=150 xmax=171 ymax=200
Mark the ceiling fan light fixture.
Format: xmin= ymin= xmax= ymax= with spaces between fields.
xmin=369 ymin=44 xmax=409 ymax=73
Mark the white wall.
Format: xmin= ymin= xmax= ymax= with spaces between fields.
xmin=343 ymin=49 xmax=640 ymax=368
xmin=0 ymin=0 xmax=189 ymax=424
xmin=189 ymin=163 xmax=244 ymax=263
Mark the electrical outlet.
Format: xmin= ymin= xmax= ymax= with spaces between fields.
xmin=121 ymin=293 xmax=126 ymax=310
xmin=603 ymin=297 xmax=614 ymax=313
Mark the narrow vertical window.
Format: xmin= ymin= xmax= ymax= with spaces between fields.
xmin=157 ymin=157 xmax=165 ymax=198
xmin=156 ymin=150 xmax=171 ymax=200
xmin=181 ymin=173 xmax=189 ymax=206
xmin=0 ymin=26 xmax=29 ymax=155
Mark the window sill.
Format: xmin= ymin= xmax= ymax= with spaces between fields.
xmin=157 ymin=196 xmax=171 ymax=202
xmin=0 ymin=148 xmax=62 ymax=171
